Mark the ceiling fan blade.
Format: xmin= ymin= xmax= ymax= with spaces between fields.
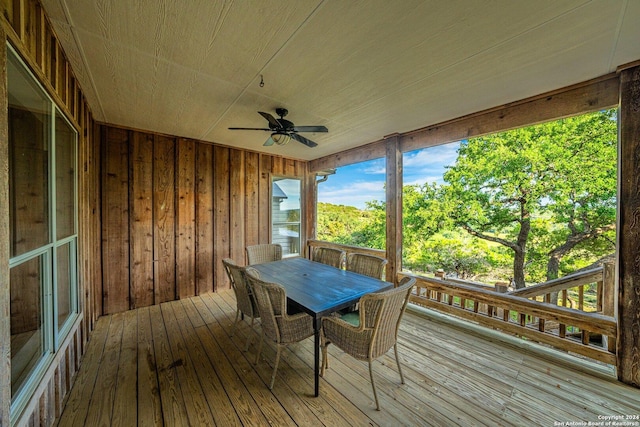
xmin=258 ymin=111 xmax=281 ymax=128
xmin=263 ymin=136 xmax=275 ymax=146
xmin=290 ymin=133 xmax=317 ymax=148
xmin=293 ymin=125 xmax=328 ymax=133
xmin=228 ymin=127 xmax=271 ymax=131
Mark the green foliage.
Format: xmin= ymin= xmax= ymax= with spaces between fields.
xmin=316 ymin=110 xmax=617 ymax=286
xmin=316 ymin=202 xmax=385 ymax=249
xmin=404 ymin=229 xmax=511 ymax=280
xmin=443 ymin=109 xmax=617 ymax=285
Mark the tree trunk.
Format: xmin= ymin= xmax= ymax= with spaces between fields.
xmin=547 ymin=255 xmax=561 ymax=304
xmin=513 ymin=247 xmax=526 ymax=289
xmin=512 ymin=215 xmax=531 ymax=289
xmin=547 ymin=255 xmax=560 ymax=281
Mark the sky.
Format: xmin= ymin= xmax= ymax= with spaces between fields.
xmin=318 ymin=142 xmax=461 ymax=209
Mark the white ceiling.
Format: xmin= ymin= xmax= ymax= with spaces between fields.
xmin=41 ymin=0 xmax=640 ymax=161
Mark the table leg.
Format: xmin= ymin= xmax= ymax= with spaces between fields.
xmin=314 ymin=316 xmax=320 ymax=397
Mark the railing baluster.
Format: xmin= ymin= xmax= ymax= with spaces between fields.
xmin=596 ymin=280 xmax=603 ymax=312
xmin=578 ymin=285 xmax=584 ymax=311
xmin=581 ymin=329 xmax=589 ymax=346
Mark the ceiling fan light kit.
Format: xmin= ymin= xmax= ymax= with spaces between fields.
xmin=271 ymin=132 xmax=291 ymax=145
xmin=229 ymin=108 xmax=328 ymax=148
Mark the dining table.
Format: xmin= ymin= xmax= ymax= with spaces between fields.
xmin=250 ymin=256 xmax=392 ymax=397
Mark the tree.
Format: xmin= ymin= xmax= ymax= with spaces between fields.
xmin=444 ymin=110 xmax=617 ymax=288
xmin=540 ymin=110 xmax=617 ymax=280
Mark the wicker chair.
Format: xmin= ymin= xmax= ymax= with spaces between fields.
xmin=246 ymin=243 xmax=283 ymax=265
xmin=244 ymin=267 xmax=314 ymax=389
xmin=312 ymin=247 xmax=346 ymax=269
xmin=346 ymin=253 xmax=388 ymax=279
xmin=222 ymin=258 xmax=260 ymax=351
xmin=320 ymin=276 xmax=416 ymax=410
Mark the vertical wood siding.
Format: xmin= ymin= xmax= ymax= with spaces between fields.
xmin=1 ymin=1 xmax=101 ymax=425
xmin=99 ymin=125 xmax=306 ymax=314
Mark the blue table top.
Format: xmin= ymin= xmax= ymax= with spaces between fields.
xmin=250 ymin=257 xmax=392 ymax=317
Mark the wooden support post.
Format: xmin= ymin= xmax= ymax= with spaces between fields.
xmin=304 ymin=163 xmax=317 ymax=259
xmin=617 ymin=63 xmax=640 ymax=387
xmin=385 ymin=135 xmax=402 ymax=285
xmin=602 ymin=262 xmax=616 ymax=353
xmin=0 ymin=30 xmax=10 ymax=426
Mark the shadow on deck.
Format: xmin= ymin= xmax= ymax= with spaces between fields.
xmin=58 ymin=290 xmax=640 ymax=426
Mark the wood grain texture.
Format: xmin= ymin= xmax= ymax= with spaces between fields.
xmin=244 ymin=151 xmax=260 ymax=249
xmin=617 ymin=65 xmax=640 ymax=387
xmin=230 ymin=149 xmax=245 ymax=264
xmin=385 ymin=136 xmax=402 ymax=284
xmin=258 ymin=154 xmax=273 ymax=246
xmin=0 ymin=29 xmax=10 ymax=427
xmin=1 ymin=2 xmax=98 ymax=425
xmin=149 ymin=305 xmax=189 ymax=425
xmin=111 ymin=310 xmax=138 ymax=426
xmin=153 ymin=135 xmax=176 ymax=304
xmin=136 ymin=307 xmax=162 ymax=427
xmin=213 ymin=146 xmax=230 ymax=290
xmin=195 ymin=144 xmax=214 ymax=295
xmin=130 ymin=132 xmax=154 ymax=308
xmin=309 ymin=75 xmax=620 ymax=173
xmin=101 ymin=127 xmax=130 ymax=314
xmin=58 ymin=292 xmax=640 ymax=426
xmin=176 ymin=138 xmax=196 ymax=299
xmin=97 ymin=125 xmax=306 ymax=308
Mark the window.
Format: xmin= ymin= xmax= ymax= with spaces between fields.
xmin=315 ymin=158 xmax=386 ymax=250
xmin=8 ymin=46 xmax=78 ymax=410
xmin=272 ymin=177 xmax=302 ymax=257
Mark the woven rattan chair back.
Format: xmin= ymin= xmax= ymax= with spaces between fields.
xmin=346 ymin=253 xmax=388 ymax=280
xmin=312 ymin=247 xmax=346 ymax=269
xmin=222 ymin=258 xmax=260 ymax=351
xmin=244 ymin=268 xmax=285 ymax=342
xmin=244 ymin=267 xmax=314 ymax=389
xmin=246 ymin=243 xmax=283 ymax=265
xmin=364 ymin=277 xmax=415 ymax=359
xmin=320 ymin=276 xmax=416 ymax=410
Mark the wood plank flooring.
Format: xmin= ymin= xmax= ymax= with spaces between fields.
xmin=57 ymin=290 xmax=640 ymax=426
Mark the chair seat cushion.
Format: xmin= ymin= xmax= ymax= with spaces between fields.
xmin=341 ymin=311 xmax=360 ymax=326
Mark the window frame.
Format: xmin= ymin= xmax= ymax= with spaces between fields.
xmin=7 ymin=43 xmax=79 ymax=419
xmin=271 ymin=176 xmax=304 ymax=258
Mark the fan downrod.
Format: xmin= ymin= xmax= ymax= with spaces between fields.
xmin=275 ymin=108 xmax=288 ymax=118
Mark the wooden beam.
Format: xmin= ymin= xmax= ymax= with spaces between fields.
xmin=385 ymin=135 xmax=402 ymax=284
xmin=617 ymin=64 xmax=640 ymax=387
xmin=400 ymin=74 xmax=619 ymax=153
xmin=310 ymin=75 xmax=619 ymax=174
xmin=308 ymin=139 xmax=387 ymax=173
xmin=0 ymin=27 xmax=10 ymax=427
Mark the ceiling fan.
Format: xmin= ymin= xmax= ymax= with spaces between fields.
xmin=229 ymin=108 xmax=328 ymax=148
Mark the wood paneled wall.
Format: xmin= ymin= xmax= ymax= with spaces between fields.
xmin=1 ymin=0 xmax=100 ymax=425
xmin=99 ymin=125 xmax=307 ymax=315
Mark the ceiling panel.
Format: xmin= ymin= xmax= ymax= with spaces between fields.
xmin=41 ymin=0 xmax=640 ymax=161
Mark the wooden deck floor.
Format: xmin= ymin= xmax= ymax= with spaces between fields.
xmin=58 ymin=290 xmax=640 ymax=426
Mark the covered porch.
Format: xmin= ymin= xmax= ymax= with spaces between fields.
xmin=2 ymin=1 xmax=640 ymax=426
xmin=55 ymin=291 xmax=639 ymax=426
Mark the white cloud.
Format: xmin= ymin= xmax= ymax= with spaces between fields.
xmin=318 ymin=180 xmax=385 ymax=209
xmin=403 ymin=143 xmax=459 ymax=167
xmin=404 ymin=175 xmax=445 ymax=186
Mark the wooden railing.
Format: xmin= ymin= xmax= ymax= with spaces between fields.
xmin=307 ymin=240 xmax=617 ymax=366
xmin=507 ymin=262 xmax=616 ymax=354
xmin=307 ymin=239 xmax=386 ymax=259
xmin=400 ymin=270 xmax=617 ymax=365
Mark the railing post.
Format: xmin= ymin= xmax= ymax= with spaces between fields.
xmin=602 ymin=261 xmax=616 ymax=353
xmin=385 ymin=134 xmax=402 ymax=285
